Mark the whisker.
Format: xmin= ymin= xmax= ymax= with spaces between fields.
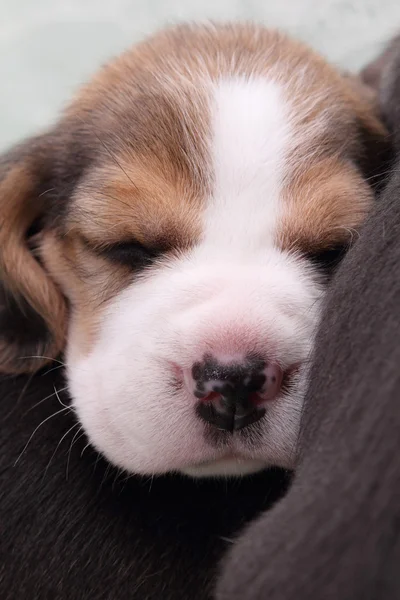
xmin=91 ymin=452 xmax=102 ymax=476
xmin=148 ymin=474 xmax=155 ymax=493
xmin=119 ymin=472 xmax=133 ymax=494
xmin=39 ymin=187 xmax=56 ymax=198
xmin=53 ymin=385 xmax=70 ymax=409
xmin=24 ymin=386 xmax=68 ymax=415
xmin=15 ymin=371 xmax=35 ymax=407
xmin=20 ymin=355 xmax=88 ymax=375
xmin=97 ymin=464 xmax=112 ymax=494
xmin=66 ymin=427 xmax=85 ymax=481
xmin=363 ymin=167 xmax=398 ymax=185
xmin=42 ymin=422 xmax=81 ymax=481
xmin=4 ymin=371 xmax=37 ymax=420
xmin=76 ymin=114 xmax=140 ymax=194
xmin=100 ymin=192 xmax=139 ymax=216
xmin=42 ymin=363 xmax=66 ymax=376
xmin=220 ymin=536 xmax=235 ymax=544
xmin=80 ymin=442 xmax=92 ymax=458
xmin=14 ymin=406 xmax=71 ymax=466
xmin=19 ymin=355 xmax=66 ymax=366
xmin=97 ymin=140 xmax=140 ymax=193
xmin=112 ymin=467 xmax=125 ymax=493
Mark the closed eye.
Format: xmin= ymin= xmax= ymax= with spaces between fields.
xmin=306 ymin=244 xmax=349 ymax=278
xmin=97 ymin=240 xmax=162 ymax=269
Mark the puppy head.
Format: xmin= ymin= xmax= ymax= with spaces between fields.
xmin=0 ymin=24 xmax=390 ymax=477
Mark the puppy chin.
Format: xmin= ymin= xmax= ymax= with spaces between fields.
xmin=181 ymin=457 xmax=268 ymax=478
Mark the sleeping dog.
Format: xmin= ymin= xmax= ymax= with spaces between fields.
xmin=0 ymin=23 xmax=390 ymax=478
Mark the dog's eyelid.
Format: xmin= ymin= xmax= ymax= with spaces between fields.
xmin=79 ymin=235 xmax=150 ymax=254
xmin=304 ymin=242 xmax=351 ymax=276
xmin=80 ymin=235 xmax=166 ymax=268
xmin=306 ymin=241 xmax=350 ymax=258
xmin=103 ymin=240 xmax=154 ymax=254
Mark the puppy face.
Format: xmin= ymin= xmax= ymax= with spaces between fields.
xmin=0 ymin=24 xmax=390 ymax=477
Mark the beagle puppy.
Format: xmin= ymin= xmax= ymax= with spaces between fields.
xmin=0 ymin=23 xmax=390 ymax=478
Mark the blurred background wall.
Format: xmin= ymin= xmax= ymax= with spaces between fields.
xmin=1 ymin=0 xmax=400 ymax=151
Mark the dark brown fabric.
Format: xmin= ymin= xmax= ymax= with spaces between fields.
xmin=0 ymin=370 xmax=288 ymax=599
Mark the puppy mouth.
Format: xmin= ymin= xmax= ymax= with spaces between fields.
xmin=180 ymin=452 xmax=268 ymax=478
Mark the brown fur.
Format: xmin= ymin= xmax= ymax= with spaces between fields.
xmin=40 ymin=232 xmax=133 ymax=354
xmin=67 ymin=156 xmax=204 ymax=248
xmin=0 ymin=23 xmax=391 ymax=373
xmin=278 ymin=158 xmax=374 ymax=253
xmin=0 ymin=161 xmax=67 ymax=373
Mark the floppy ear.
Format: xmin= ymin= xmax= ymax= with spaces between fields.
xmin=342 ymin=70 xmax=394 ymax=190
xmin=360 ymin=35 xmax=400 ymax=92
xmin=361 ymin=35 xmax=400 ymax=150
xmin=0 ymin=135 xmax=67 ymax=374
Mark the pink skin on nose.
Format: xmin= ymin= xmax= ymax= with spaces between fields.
xmin=256 ymin=362 xmax=283 ymax=402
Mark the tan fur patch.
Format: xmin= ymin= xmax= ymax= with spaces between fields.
xmin=67 ymin=153 xmax=204 ymax=250
xmin=41 ymin=231 xmax=134 ymax=354
xmin=0 ymin=164 xmax=67 ymax=373
xmin=278 ymin=158 xmax=373 ymax=253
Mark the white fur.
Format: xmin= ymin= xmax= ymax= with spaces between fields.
xmin=206 ymin=78 xmax=290 ymax=249
xmin=68 ymin=77 xmax=323 ymax=477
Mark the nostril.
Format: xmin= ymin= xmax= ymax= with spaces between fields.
xmin=187 ymin=354 xmax=287 ymax=432
xmin=191 ymin=354 xmax=281 ymax=393
xmin=248 ymin=391 xmax=265 ymax=406
xmin=201 ymin=391 xmax=221 ymax=403
xmin=201 ymin=390 xmax=265 ymax=406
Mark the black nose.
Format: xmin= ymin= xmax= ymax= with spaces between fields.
xmin=193 ymin=357 xmax=267 ymax=432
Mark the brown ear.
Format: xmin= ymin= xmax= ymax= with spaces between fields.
xmin=360 ymin=35 xmax=400 ymax=92
xmin=0 ymin=136 xmax=67 ymax=374
xmin=342 ymin=70 xmax=393 ymax=191
xmin=361 ymin=35 xmax=400 ymax=150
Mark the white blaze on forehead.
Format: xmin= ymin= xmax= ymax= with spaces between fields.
xmin=204 ymin=77 xmax=291 ymax=252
